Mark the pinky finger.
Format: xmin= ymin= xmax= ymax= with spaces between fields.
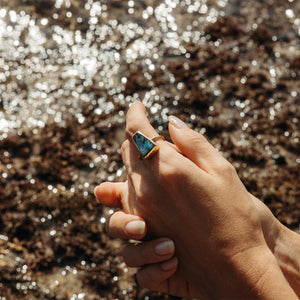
xmin=136 ymin=257 xmax=178 ymax=293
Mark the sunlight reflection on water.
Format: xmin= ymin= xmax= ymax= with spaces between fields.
xmin=0 ymin=1 xmax=299 ymax=297
xmin=0 ymin=0 xmax=231 ymax=134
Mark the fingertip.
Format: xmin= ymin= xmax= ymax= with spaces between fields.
xmin=168 ymin=117 xmax=192 ymax=140
xmin=168 ymin=118 xmax=189 ymax=145
xmin=160 ymin=256 xmax=178 ymax=272
xmin=94 ymin=182 xmax=107 ymax=203
xmin=154 ymin=239 xmax=175 ymax=256
xmin=94 ymin=185 xmax=101 ymax=201
xmin=168 ymin=115 xmax=189 ymax=129
xmin=130 ymin=101 xmax=145 ymax=111
xmin=126 ymin=102 xmax=158 ymax=139
xmin=127 ymin=101 xmax=145 ymax=120
xmin=168 ymin=118 xmax=223 ymax=174
xmin=124 ymin=219 xmax=147 ymax=239
xmin=108 ymin=212 xmax=147 ymax=240
xmin=94 ymin=182 xmax=123 ymax=207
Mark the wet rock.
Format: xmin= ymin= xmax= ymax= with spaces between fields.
xmin=0 ymin=0 xmax=299 ymax=299
xmin=205 ymin=16 xmax=244 ymax=41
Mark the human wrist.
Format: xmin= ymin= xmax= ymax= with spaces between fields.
xmin=230 ymin=245 xmax=298 ymax=299
xmin=274 ymin=225 xmax=300 ymax=296
xmin=186 ymin=243 xmax=297 ymax=299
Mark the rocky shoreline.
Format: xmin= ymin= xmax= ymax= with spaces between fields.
xmin=0 ymin=0 xmax=299 ymax=299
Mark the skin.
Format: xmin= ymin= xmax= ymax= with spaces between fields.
xmin=113 ymin=195 xmax=300 ymax=298
xmin=94 ymin=102 xmax=298 ymax=299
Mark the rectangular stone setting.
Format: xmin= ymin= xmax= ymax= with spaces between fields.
xmin=132 ymin=131 xmax=158 ymax=159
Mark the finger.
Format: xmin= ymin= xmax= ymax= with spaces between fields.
xmin=94 ymin=182 xmax=124 ymax=207
xmin=126 ymin=101 xmax=159 ymax=140
xmin=136 ymin=257 xmax=178 ymax=292
xmin=165 ymin=140 xmax=181 ymax=153
xmin=122 ymin=102 xmax=167 ymax=176
xmin=121 ymin=130 xmax=208 ymax=204
xmin=168 ymin=116 xmax=227 ymax=174
xmin=107 ymin=211 xmax=146 ymax=240
xmin=122 ymin=238 xmax=175 ymax=267
xmin=124 ymin=102 xmax=187 ymax=171
xmin=126 ymin=102 xmax=181 ymax=154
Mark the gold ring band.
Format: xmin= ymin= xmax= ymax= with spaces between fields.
xmin=151 ymin=136 xmax=165 ymax=142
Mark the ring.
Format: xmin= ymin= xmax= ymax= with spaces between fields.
xmin=132 ymin=131 xmax=165 ymax=159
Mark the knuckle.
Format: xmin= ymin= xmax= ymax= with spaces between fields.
xmin=159 ymin=164 xmax=178 ymax=181
xmin=215 ymin=160 xmax=237 ymax=179
xmin=155 ymin=151 xmax=179 ymax=182
xmin=131 ymin=178 xmax=146 ymax=200
xmin=185 ymin=130 xmax=207 ymax=145
xmin=120 ymin=140 xmax=133 ymax=175
xmin=120 ymin=140 xmax=129 ymax=156
xmin=126 ymin=117 xmax=142 ymax=137
xmin=159 ymin=165 xmax=185 ymax=188
xmin=221 ymin=161 xmax=236 ymax=175
xmin=133 ymin=182 xmax=154 ymax=208
xmin=125 ymin=102 xmax=145 ymax=137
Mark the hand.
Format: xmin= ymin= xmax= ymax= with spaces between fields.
xmin=96 ymin=147 xmax=300 ymax=298
xmin=104 ymin=193 xmax=300 ymax=298
xmin=95 ymin=102 xmax=297 ymax=299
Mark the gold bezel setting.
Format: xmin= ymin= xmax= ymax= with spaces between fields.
xmin=132 ymin=131 xmax=164 ymax=159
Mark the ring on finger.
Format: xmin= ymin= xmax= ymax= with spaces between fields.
xmin=132 ymin=131 xmax=165 ymax=160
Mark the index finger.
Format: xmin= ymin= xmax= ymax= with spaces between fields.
xmin=126 ymin=102 xmax=160 ymax=142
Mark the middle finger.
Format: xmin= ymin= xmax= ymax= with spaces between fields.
xmin=122 ymin=238 xmax=175 ymax=267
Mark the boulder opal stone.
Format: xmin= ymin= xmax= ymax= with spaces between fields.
xmin=132 ymin=131 xmax=158 ymax=159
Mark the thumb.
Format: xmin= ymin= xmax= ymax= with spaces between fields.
xmin=168 ymin=116 xmax=226 ymax=173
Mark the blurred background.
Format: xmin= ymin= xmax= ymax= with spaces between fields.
xmin=0 ymin=0 xmax=299 ymax=299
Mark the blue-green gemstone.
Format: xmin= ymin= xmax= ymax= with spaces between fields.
xmin=133 ymin=132 xmax=156 ymax=157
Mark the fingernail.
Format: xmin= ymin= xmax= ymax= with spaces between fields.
xmin=125 ymin=220 xmax=146 ymax=236
xmin=169 ymin=116 xmax=189 ymax=129
xmin=94 ymin=186 xmax=99 ymax=196
xmin=160 ymin=257 xmax=178 ymax=271
xmin=155 ymin=240 xmax=175 ymax=256
xmin=94 ymin=186 xmax=100 ymax=202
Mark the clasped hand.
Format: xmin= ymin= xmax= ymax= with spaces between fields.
xmin=95 ymin=102 xmax=298 ymax=299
